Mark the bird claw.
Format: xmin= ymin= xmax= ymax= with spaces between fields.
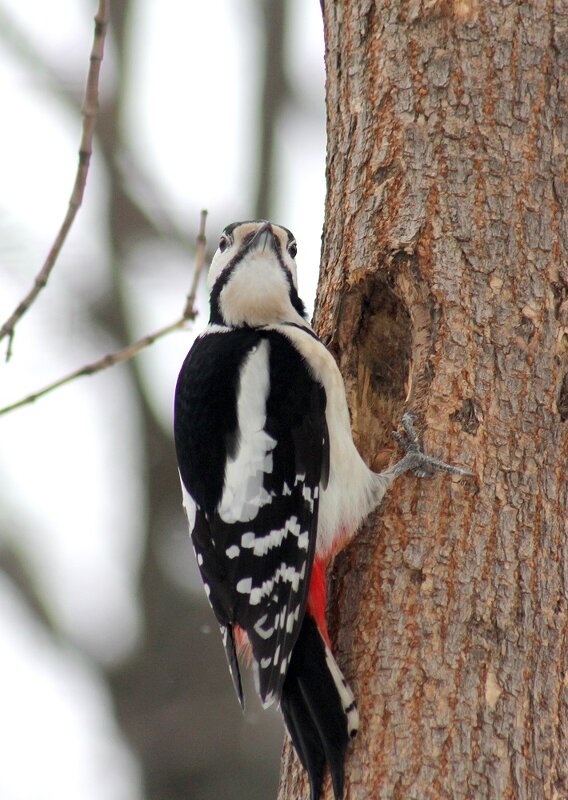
xmin=392 ymin=412 xmax=473 ymax=479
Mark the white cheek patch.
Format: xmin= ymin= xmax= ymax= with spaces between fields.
xmin=207 ymin=247 xmax=234 ymax=291
xmin=281 ymin=250 xmax=299 ymax=290
xmin=218 ymin=340 xmax=276 ymax=523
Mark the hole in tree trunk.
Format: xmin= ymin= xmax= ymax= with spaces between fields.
xmin=337 ymin=278 xmax=412 ymax=468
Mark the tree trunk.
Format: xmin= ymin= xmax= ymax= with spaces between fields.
xmin=279 ymin=2 xmax=568 ymax=798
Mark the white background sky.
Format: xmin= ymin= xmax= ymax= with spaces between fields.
xmin=0 ymin=1 xmax=326 ymax=798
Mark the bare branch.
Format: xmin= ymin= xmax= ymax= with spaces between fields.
xmin=0 ymin=0 xmax=110 ymax=359
xmin=0 ymin=210 xmax=208 ymax=417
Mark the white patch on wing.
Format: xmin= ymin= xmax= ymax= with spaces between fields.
xmin=297 ymin=531 xmax=309 ymax=550
xmin=238 ymin=561 xmax=307 ymax=607
xmin=236 ymin=577 xmax=252 ymax=594
xmin=302 ymin=485 xmax=316 ymax=511
xmin=179 ymin=474 xmax=197 ymax=531
xmin=249 ymin=588 xmax=262 ymax=605
xmin=218 ymin=340 xmax=277 ymax=523
xmin=253 ymin=659 xmax=277 ymax=707
xmin=240 ymin=532 xmax=256 ymax=548
xmin=259 ymin=562 xmax=306 ymax=603
xmin=254 ymin=614 xmax=275 ymax=640
xmin=240 ymin=517 xmax=303 ymax=556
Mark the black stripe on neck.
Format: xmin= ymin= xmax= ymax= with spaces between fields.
xmin=273 ymin=248 xmax=308 ymax=321
xmin=209 ymin=249 xmax=248 ymax=325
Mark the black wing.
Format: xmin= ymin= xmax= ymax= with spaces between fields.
xmin=174 ymin=327 xmax=328 ymax=706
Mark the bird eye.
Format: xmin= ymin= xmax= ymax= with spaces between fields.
xmin=219 ymin=235 xmax=229 ymax=253
xmin=288 ymin=241 xmax=297 ymax=258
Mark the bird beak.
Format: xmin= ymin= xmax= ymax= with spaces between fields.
xmin=250 ymin=222 xmax=276 ymax=254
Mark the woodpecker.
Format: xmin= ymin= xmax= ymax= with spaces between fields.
xmin=173 ymin=220 xmax=470 ymax=800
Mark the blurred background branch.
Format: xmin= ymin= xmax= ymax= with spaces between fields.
xmin=0 ymin=209 xmax=207 ymax=417
xmin=0 ymin=0 xmax=109 ymax=360
xmin=254 ymin=0 xmax=290 ymax=219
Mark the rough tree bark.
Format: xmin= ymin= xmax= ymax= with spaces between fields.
xmin=279 ymin=2 xmax=568 ymax=798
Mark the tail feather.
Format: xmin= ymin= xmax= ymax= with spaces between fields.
xmin=281 ymin=614 xmax=358 ymax=800
xmin=221 ymin=624 xmax=244 ymax=709
xmin=281 ymin=672 xmax=326 ymax=800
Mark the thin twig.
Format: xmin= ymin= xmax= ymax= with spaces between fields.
xmin=0 ymin=0 xmax=110 ymax=360
xmin=183 ymin=212 xmax=208 ymax=316
xmin=0 ymin=210 xmax=209 ymax=417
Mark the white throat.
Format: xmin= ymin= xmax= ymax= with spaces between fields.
xmin=219 ymin=257 xmax=304 ymax=327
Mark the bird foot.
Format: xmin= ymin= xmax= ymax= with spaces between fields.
xmin=392 ymin=412 xmax=473 ymax=479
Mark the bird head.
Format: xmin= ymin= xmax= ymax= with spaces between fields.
xmin=207 ymin=220 xmax=307 ymax=327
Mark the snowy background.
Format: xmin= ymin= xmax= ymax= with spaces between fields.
xmin=0 ymin=2 xmax=325 ymax=798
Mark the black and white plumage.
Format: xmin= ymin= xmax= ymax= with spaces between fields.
xmin=173 ymin=220 xmax=470 ymax=800
xmin=176 ymin=324 xmax=328 ymax=706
